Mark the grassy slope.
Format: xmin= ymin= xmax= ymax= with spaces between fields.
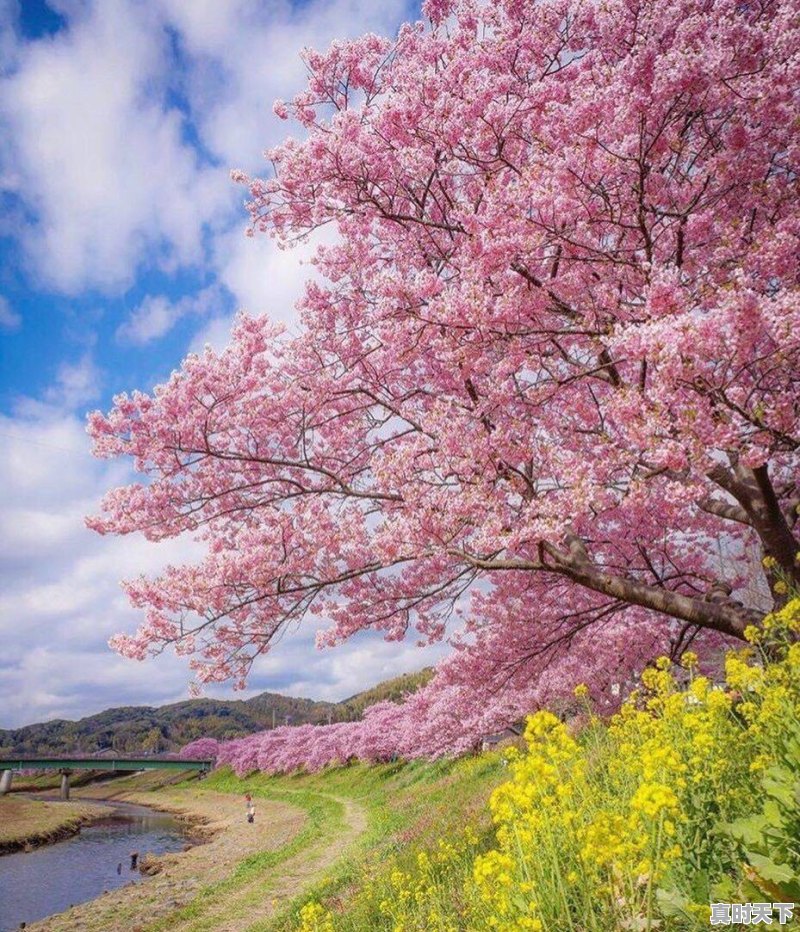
xmin=10 ymin=769 xmax=133 ymax=793
xmin=139 ymin=756 xmax=503 ymax=932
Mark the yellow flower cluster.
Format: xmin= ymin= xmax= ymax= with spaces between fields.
xmin=363 ymin=825 xmax=484 ymax=931
xmin=733 ymin=597 xmax=800 ymax=773
xmin=296 ymin=901 xmax=335 ymax=932
xmin=462 ymin=603 xmax=800 ymax=930
xmin=293 ymin=597 xmax=800 ymax=932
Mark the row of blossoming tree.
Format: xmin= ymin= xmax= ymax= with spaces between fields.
xmin=90 ymin=0 xmax=799 ymax=773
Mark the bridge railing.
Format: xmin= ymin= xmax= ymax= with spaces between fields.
xmin=0 ymin=756 xmax=215 ymax=798
xmin=0 ymin=756 xmax=214 ymax=772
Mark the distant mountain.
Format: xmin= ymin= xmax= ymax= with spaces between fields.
xmin=338 ymin=668 xmax=434 ymax=719
xmin=0 ymin=669 xmax=433 ymax=757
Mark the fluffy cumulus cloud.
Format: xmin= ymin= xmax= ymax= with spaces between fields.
xmin=191 ymin=226 xmax=329 ymax=350
xmin=117 ymin=284 xmax=225 ymax=345
xmin=44 ymin=354 xmax=103 ymax=409
xmin=0 ymin=1 xmax=229 ymax=293
xmin=0 ymin=0 xmax=440 ymax=729
xmin=0 ymin=408 xmax=184 ymax=723
xmin=156 ymin=0 xmax=409 ymax=171
xmin=0 ymin=0 xmax=409 ymax=301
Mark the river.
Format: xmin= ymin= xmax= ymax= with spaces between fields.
xmin=0 ymin=799 xmax=190 ymax=931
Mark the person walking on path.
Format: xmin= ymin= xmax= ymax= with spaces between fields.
xmin=245 ymin=793 xmax=255 ymax=824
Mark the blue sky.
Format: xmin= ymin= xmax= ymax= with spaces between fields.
xmin=0 ymin=0 xmax=444 ymax=729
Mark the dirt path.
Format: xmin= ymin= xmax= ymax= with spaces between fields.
xmin=181 ymin=795 xmax=368 ymax=932
xmin=23 ymin=783 xmax=368 ymax=932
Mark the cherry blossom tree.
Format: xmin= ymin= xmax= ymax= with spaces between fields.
xmin=179 ymin=737 xmax=220 ymax=761
xmin=90 ymin=0 xmax=799 ymax=753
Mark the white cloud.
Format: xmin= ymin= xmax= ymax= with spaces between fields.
xmin=0 ymin=408 xmax=207 ymax=725
xmin=248 ymin=629 xmax=447 ymax=703
xmin=46 ymin=353 xmax=102 ymax=409
xmin=0 ymin=404 xmax=446 ymax=729
xmin=0 ymin=0 xmax=409 ymax=297
xmin=9 ymin=354 xmax=102 ymax=423
xmin=117 ymin=283 xmax=226 ymax=345
xmin=118 ymin=295 xmax=177 ymax=345
xmin=0 ymin=0 xmax=231 ymax=293
xmin=189 ymin=227 xmax=324 ymax=352
xmin=158 ymin=0 xmax=409 ymax=170
xmin=0 ymin=294 xmax=20 ymax=329
xmin=187 ymin=313 xmax=237 ymax=355
xmin=0 ymin=648 xmax=198 ymax=726
xmin=220 ymin=225 xmax=337 ymax=322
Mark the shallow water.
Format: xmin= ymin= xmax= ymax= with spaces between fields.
xmin=0 ymin=799 xmax=189 ymax=931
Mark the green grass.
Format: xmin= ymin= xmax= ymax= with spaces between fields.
xmin=145 ymin=779 xmax=345 ymax=932
xmin=234 ymin=756 xmax=505 ymax=932
xmin=0 ymin=796 xmax=107 ymax=850
xmin=141 ymin=755 xmax=503 ymax=932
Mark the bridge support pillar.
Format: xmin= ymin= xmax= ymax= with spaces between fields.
xmin=0 ymin=770 xmax=12 ymax=795
xmin=59 ymin=769 xmax=71 ymax=800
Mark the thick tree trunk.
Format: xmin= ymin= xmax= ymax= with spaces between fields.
xmin=709 ymin=461 xmax=800 ymax=588
xmin=454 ymin=542 xmax=765 ymax=639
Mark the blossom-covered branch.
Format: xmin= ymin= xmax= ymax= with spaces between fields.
xmin=89 ymin=0 xmax=799 ymax=709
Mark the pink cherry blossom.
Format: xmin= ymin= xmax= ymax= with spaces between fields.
xmin=93 ymin=0 xmax=799 ymax=771
xmin=179 ymin=737 xmax=220 ymax=761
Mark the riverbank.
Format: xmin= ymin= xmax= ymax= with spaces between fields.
xmin=8 ymin=758 xmax=501 ymax=932
xmin=23 ymin=772 xmax=312 ymax=932
xmin=0 ymin=796 xmax=110 ymax=855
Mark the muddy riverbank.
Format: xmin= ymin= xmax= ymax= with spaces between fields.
xmin=0 ymin=797 xmax=110 ymax=855
xmin=0 ymin=798 xmax=192 ymax=932
xmin=19 ymin=775 xmax=308 ymax=932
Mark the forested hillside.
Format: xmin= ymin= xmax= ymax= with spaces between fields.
xmin=0 ymin=670 xmax=431 ymax=756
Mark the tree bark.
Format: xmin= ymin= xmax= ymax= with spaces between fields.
xmin=453 ymin=542 xmax=764 ymax=639
xmin=550 ymin=559 xmax=759 ymax=639
xmin=709 ymin=462 xmax=800 ymax=587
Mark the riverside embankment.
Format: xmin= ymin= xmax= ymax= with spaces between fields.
xmin=0 ymin=796 xmax=110 ymax=855
xmin=0 ymin=797 xmax=191 ymax=931
xmin=1 ymin=755 xmax=503 ymax=932
xmin=6 ymin=769 xmax=351 ymax=932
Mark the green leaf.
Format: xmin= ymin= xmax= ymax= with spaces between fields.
xmin=710 ymin=876 xmax=736 ymax=903
xmin=655 ymin=887 xmax=693 ymax=920
xmin=762 ymin=769 xmax=797 ymax=808
xmin=747 ymin=853 xmax=795 ymax=883
xmin=723 ymin=814 xmax=768 ymax=847
xmin=511 ymin=893 xmax=531 ymax=913
xmin=762 ymin=799 xmax=784 ymax=826
xmin=688 ymin=869 xmax=710 ymax=904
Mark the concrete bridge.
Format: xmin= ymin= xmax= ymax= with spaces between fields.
xmin=0 ymin=756 xmax=214 ymax=799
